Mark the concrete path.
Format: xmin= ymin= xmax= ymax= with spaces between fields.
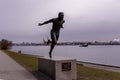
xmin=0 ymin=51 xmax=37 ymax=80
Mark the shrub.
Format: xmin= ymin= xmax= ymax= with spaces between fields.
xmin=0 ymin=39 xmax=12 ymax=50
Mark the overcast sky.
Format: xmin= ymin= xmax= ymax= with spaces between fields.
xmin=0 ymin=0 xmax=120 ymax=43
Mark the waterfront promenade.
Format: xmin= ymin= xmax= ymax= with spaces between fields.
xmin=1 ymin=50 xmax=120 ymax=80
xmin=0 ymin=51 xmax=37 ymax=80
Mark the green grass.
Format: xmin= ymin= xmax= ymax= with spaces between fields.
xmin=2 ymin=50 xmax=120 ymax=80
xmin=77 ymin=65 xmax=120 ymax=80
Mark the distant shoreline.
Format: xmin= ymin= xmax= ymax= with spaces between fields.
xmin=12 ymin=43 xmax=120 ymax=46
xmin=12 ymin=41 xmax=120 ymax=46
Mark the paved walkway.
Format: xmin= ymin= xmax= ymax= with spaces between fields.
xmin=0 ymin=51 xmax=37 ymax=80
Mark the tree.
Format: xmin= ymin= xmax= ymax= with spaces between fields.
xmin=0 ymin=39 xmax=12 ymax=50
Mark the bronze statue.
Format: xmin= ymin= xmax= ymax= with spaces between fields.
xmin=38 ymin=12 xmax=65 ymax=58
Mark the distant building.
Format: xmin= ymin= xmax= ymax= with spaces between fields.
xmin=113 ymin=39 xmax=120 ymax=42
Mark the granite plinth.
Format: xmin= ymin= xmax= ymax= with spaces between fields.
xmin=38 ymin=56 xmax=77 ymax=80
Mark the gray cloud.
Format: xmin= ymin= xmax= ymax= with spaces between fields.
xmin=0 ymin=0 xmax=120 ymax=42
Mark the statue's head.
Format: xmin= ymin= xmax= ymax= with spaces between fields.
xmin=58 ymin=12 xmax=64 ymax=20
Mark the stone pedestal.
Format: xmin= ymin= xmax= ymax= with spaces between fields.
xmin=38 ymin=56 xmax=77 ymax=80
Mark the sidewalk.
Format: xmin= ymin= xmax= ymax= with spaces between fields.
xmin=0 ymin=51 xmax=37 ymax=80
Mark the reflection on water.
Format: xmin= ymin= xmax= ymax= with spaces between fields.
xmin=11 ymin=45 xmax=120 ymax=66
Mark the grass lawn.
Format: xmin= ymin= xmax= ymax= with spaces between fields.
xmin=2 ymin=50 xmax=120 ymax=80
xmin=77 ymin=65 xmax=120 ymax=80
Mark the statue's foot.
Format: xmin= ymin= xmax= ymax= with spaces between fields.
xmin=47 ymin=40 xmax=51 ymax=45
xmin=49 ymin=52 xmax=52 ymax=58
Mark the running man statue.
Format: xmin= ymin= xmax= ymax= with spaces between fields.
xmin=38 ymin=12 xmax=65 ymax=58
